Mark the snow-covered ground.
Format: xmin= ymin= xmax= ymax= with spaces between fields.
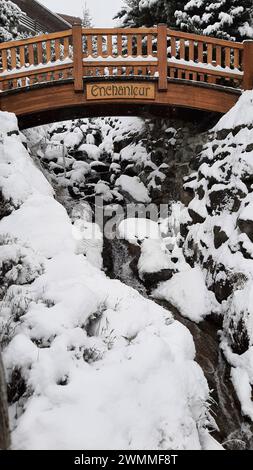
xmin=0 ymin=112 xmax=220 ymax=450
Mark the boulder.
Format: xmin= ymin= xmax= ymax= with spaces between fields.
xmin=141 ymin=269 xmax=175 ymax=291
xmin=209 ymin=187 xmax=245 ymax=214
xmin=188 ymin=208 xmax=206 ymax=224
xmin=237 ymin=218 xmax=253 ymax=242
xmin=71 ymin=149 xmax=89 ymax=161
xmin=213 ymin=225 xmax=229 ymax=249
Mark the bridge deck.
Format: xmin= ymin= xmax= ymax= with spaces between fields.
xmin=0 ymin=25 xmax=252 ymax=125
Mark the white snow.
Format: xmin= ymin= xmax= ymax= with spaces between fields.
xmin=78 ymin=143 xmax=102 ymax=160
xmin=0 ymin=194 xmax=75 ymax=258
xmin=168 ymin=56 xmax=243 ymax=75
xmin=0 ymin=57 xmax=72 ymax=77
xmin=84 ymin=55 xmax=157 ymax=62
xmin=72 ymin=219 xmax=103 ymax=269
xmin=214 ymin=90 xmax=253 ymax=130
xmin=115 ymin=175 xmax=151 ymax=203
xmin=118 ymin=218 xmax=160 ymax=245
xmin=138 ymin=238 xmax=171 ymax=277
xmin=153 ymin=266 xmax=218 ymax=323
xmin=0 ymin=110 xmax=219 ymax=450
xmin=0 ymin=111 xmax=19 ymax=134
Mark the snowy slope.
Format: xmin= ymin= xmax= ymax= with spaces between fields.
xmin=0 ymin=111 xmax=219 ymax=450
xmin=181 ymin=91 xmax=253 ymax=421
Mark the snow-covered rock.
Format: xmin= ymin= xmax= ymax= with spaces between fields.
xmin=153 ymin=266 xmax=219 ymax=323
xmin=181 ymin=91 xmax=253 ymax=419
xmin=115 ymin=175 xmax=151 ymax=203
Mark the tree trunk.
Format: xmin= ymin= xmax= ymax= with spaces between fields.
xmin=0 ymin=350 xmax=10 ymax=449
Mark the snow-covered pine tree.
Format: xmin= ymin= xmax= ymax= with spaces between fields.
xmin=0 ymin=0 xmax=23 ymax=43
xmin=82 ymin=1 xmax=93 ymax=28
xmin=175 ymin=0 xmax=253 ymax=41
xmin=114 ymin=0 xmax=185 ymax=29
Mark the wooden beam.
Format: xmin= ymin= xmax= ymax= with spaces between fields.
xmin=72 ymin=22 xmax=83 ymax=92
xmin=157 ymin=24 xmax=168 ymax=91
xmin=243 ymin=40 xmax=253 ymax=90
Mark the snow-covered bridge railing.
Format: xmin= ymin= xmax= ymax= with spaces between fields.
xmin=0 ymin=24 xmax=252 ymax=94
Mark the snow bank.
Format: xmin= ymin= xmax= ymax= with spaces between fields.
xmin=0 ymin=111 xmax=218 ymax=450
xmin=213 ymin=90 xmax=253 ymax=130
xmin=0 ymin=111 xmax=19 ymax=135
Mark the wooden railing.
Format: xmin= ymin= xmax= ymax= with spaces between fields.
xmin=0 ymin=24 xmax=252 ymax=94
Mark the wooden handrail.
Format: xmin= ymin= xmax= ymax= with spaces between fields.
xmin=82 ymin=27 xmax=158 ymax=35
xmin=0 ymin=25 xmax=252 ymax=95
xmin=167 ymin=29 xmax=244 ymax=49
xmin=0 ymin=30 xmax=72 ymax=49
xmin=0 ymin=27 xmax=244 ymax=52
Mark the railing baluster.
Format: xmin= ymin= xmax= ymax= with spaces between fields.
xmin=107 ymin=35 xmax=113 ymax=56
xmin=46 ymin=40 xmax=51 ymax=63
xmin=28 ymin=43 xmax=34 ymax=66
xmin=137 ymin=34 xmax=142 ymax=56
xmin=180 ymin=39 xmax=185 ymax=60
xmin=225 ymin=47 xmax=231 ymax=67
xmin=198 ymin=41 xmax=203 ymax=63
xmin=147 ymin=34 xmax=153 ymax=56
xmin=11 ymin=48 xmax=17 ymax=69
xmin=189 ymin=40 xmax=194 ymax=61
xmin=19 ymin=46 xmax=25 ymax=67
xmin=37 ymin=42 xmax=43 ymax=64
xmin=63 ymin=37 xmax=69 ymax=59
xmin=127 ymin=34 xmax=133 ymax=56
xmin=117 ymin=34 xmax=122 ymax=56
xmin=170 ymin=37 xmax=176 ymax=58
xmin=87 ymin=35 xmax=93 ymax=56
xmin=97 ymin=35 xmax=103 ymax=57
xmin=55 ymin=39 xmax=61 ymax=61
xmin=216 ymin=46 xmax=221 ymax=66
xmin=234 ymin=48 xmax=239 ymax=69
xmin=207 ymin=44 xmax=213 ymax=64
xmin=1 ymin=49 xmax=8 ymax=71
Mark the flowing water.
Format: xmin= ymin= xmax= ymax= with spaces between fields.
xmin=104 ymin=237 xmax=253 ymax=450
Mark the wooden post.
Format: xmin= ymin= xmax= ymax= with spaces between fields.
xmin=243 ymin=40 xmax=253 ymax=90
xmin=72 ymin=22 xmax=83 ymax=92
xmin=157 ymin=23 xmax=168 ymax=91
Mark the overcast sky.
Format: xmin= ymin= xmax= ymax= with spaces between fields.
xmin=40 ymin=0 xmax=124 ymax=27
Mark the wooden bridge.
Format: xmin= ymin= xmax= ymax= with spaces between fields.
xmin=0 ymin=24 xmax=252 ymax=128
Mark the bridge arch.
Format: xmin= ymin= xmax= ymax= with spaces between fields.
xmin=0 ymin=78 xmax=241 ymax=129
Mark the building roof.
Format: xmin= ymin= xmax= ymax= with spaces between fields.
xmin=57 ymin=13 xmax=82 ymax=26
xmin=13 ymin=0 xmax=72 ymax=33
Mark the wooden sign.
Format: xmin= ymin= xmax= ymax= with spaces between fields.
xmin=86 ymin=82 xmax=155 ymax=101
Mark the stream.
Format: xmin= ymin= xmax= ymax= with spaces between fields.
xmin=104 ymin=237 xmax=253 ymax=450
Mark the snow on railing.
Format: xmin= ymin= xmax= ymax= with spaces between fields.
xmin=0 ymin=24 xmax=252 ymax=92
